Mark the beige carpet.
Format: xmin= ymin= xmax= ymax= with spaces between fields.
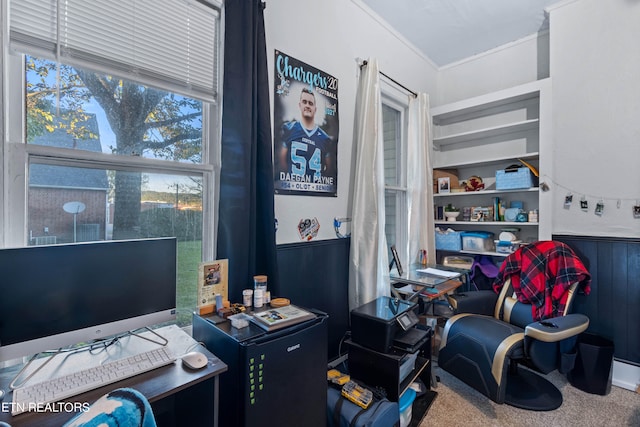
xmin=420 ymin=365 xmax=640 ymax=427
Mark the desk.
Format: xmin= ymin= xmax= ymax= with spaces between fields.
xmin=394 ymin=280 xmax=463 ymax=302
xmin=390 ymin=264 xmax=468 ymax=301
xmin=0 ymin=325 xmax=227 ymax=427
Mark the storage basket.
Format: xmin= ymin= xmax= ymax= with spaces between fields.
xmin=461 ymin=231 xmax=494 ymax=251
xmin=495 ymin=167 xmax=534 ymax=190
xmin=435 ymin=229 xmax=462 ymax=251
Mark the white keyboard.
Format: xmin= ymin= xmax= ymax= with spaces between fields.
xmin=11 ymin=347 xmax=176 ymax=415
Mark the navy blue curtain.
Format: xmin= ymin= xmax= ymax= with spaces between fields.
xmin=217 ymin=0 xmax=278 ymax=302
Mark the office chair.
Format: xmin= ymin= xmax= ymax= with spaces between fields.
xmin=437 ymin=241 xmax=591 ymax=410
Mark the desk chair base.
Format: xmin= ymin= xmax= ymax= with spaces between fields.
xmin=505 ymin=366 xmax=562 ymax=411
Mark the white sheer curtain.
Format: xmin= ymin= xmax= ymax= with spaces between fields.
xmin=406 ymin=94 xmax=436 ymax=266
xmin=348 ymin=59 xmax=389 ymax=311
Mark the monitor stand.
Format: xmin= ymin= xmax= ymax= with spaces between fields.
xmin=8 ymin=327 xmax=169 ymax=390
xmin=128 ymin=326 xmax=169 ymax=347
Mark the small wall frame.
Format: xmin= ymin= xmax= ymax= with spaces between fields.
xmin=438 ymin=177 xmax=450 ymax=194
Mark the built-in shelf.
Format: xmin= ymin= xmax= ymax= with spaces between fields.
xmin=460 ymin=250 xmax=509 ymax=257
xmin=434 ymin=152 xmax=539 ymax=170
xmin=431 ymin=79 xmax=551 ymax=258
xmin=433 ymin=119 xmax=538 ymax=149
xmin=436 ymin=247 xmax=514 ymax=258
xmin=435 ymin=221 xmax=538 ymax=226
xmin=430 ymin=81 xmax=542 ymax=121
xmin=434 ymin=187 xmax=539 ymax=197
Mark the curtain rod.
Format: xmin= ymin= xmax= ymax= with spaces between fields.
xmin=360 ymin=60 xmax=417 ymax=98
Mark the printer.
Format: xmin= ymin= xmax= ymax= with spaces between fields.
xmin=350 ymin=296 xmax=428 ymax=353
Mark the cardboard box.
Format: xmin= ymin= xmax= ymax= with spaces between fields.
xmin=443 ymin=256 xmax=474 ymax=270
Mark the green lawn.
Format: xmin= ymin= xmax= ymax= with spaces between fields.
xmin=176 ymin=240 xmax=202 ymax=326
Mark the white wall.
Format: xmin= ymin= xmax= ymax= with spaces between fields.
xmin=264 ymin=0 xmax=438 ymax=244
xmin=266 ymin=0 xmax=640 ymax=243
xmin=437 ymin=0 xmax=639 ymax=239
xmin=550 ymin=1 xmax=640 ymax=387
xmin=435 ymin=32 xmax=549 ymax=106
xmin=548 ymin=0 xmax=640 ymax=238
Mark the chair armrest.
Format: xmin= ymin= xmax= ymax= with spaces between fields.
xmin=446 ymin=290 xmax=498 ymax=316
xmin=524 ymin=313 xmax=589 ymax=343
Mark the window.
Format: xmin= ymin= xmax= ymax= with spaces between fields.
xmin=382 ymin=96 xmax=408 ymax=258
xmin=2 ymin=0 xmax=222 ymax=327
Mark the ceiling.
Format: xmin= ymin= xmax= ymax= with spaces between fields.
xmin=360 ymin=0 xmax=564 ymax=67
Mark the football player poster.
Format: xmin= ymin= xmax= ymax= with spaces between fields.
xmin=273 ymin=51 xmax=339 ymax=197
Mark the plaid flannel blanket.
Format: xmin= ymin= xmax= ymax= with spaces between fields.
xmin=493 ymin=241 xmax=591 ymax=320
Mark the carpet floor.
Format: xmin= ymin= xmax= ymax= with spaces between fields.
xmin=419 ymin=366 xmax=640 ymax=427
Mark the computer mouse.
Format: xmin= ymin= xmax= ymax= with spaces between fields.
xmin=181 ymin=351 xmax=208 ymax=370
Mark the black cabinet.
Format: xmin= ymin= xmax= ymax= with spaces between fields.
xmin=193 ymin=312 xmax=328 ymax=427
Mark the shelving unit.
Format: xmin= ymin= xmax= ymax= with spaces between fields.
xmin=345 ymin=336 xmax=431 ymax=402
xmin=433 ymin=119 xmax=539 ymax=149
xmin=431 ymin=79 xmax=552 ymax=257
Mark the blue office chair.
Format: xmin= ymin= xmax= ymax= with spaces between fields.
xmin=437 ymin=241 xmax=591 ymax=410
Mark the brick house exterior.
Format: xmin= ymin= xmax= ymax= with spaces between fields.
xmin=28 ymin=115 xmax=109 ymax=244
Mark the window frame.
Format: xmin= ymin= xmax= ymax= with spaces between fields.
xmin=1 ymin=9 xmax=221 ymax=263
xmin=381 ymin=83 xmax=410 ymax=254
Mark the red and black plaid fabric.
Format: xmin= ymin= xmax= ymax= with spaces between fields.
xmin=493 ymin=241 xmax=591 ymax=321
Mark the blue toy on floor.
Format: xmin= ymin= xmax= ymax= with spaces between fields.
xmin=63 ymin=388 xmax=156 ymax=427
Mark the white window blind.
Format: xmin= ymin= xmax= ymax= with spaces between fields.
xmin=9 ymin=0 xmax=220 ymax=102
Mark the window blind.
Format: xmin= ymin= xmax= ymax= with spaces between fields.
xmin=9 ymin=0 xmax=220 ymax=102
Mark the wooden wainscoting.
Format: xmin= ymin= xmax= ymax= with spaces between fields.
xmin=554 ymin=235 xmax=640 ymax=365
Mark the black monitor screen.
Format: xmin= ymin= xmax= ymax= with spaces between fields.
xmin=0 ymin=238 xmax=177 ymax=361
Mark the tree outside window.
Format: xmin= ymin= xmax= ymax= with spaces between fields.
xmin=25 ymin=57 xmax=208 ymax=326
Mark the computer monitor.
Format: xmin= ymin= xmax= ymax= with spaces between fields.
xmin=0 ymin=237 xmax=177 ymax=362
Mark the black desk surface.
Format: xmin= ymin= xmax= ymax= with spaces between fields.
xmin=0 ymin=325 xmax=227 ymax=426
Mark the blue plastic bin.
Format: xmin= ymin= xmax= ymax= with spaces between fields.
xmin=435 ymin=229 xmax=462 ymax=251
xmin=399 ymin=388 xmax=416 ymax=427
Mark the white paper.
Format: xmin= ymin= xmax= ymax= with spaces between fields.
xmin=416 ymin=267 xmax=459 ymax=278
